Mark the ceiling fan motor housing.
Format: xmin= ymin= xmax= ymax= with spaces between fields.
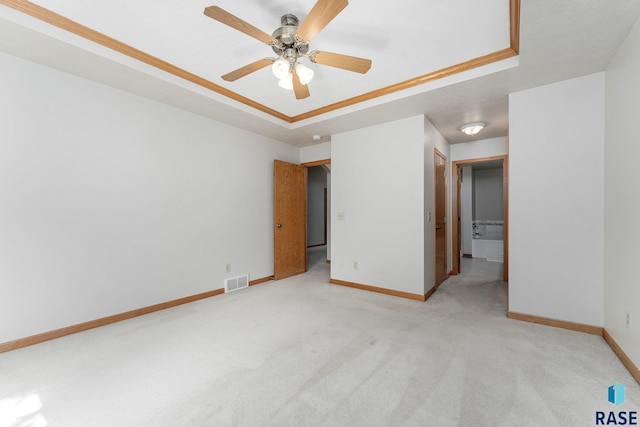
xmin=271 ymin=14 xmax=309 ymax=57
xmin=204 ymin=1 xmax=371 ymax=99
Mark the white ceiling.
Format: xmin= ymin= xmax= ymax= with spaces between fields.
xmin=1 ymin=0 xmax=639 ymax=147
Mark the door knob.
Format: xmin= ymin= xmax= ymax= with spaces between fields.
xmin=276 ymin=223 xmax=282 ymax=228
xmin=435 ymin=225 xmax=442 ymax=230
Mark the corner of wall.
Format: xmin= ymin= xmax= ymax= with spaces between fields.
xmin=331 ymin=116 xmax=426 ymax=296
xmin=509 ymin=73 xmax=605 ymax=327
xmin=604 ymin=14 xmax=640 ymax=371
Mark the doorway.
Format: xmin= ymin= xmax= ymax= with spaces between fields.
xmin=307 ymin=165 xmax=328 ymax=248
xmin=273 ymin=158 xmax=330 ymax=280
xmin=452 ymin=155 xmax=508 ymax=282
xmin=307 ymin=164 xmax=330 ymax=270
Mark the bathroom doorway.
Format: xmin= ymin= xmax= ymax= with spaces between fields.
xmin=303 ymin=159 xmax=331 ymax=273
xmin=452 ymin=155 xmax=509 ymax=282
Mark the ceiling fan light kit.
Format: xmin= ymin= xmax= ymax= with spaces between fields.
xmin=271 ymin=57 xmax=290 ymax=80
xmin=278 ymin=73 xmax=294 ymax=90
xmin=459 ymin=122 xmax=486 ymax=136
xmin=295 ymin=63 xmax=314 ymax=85
xmin=204 ymin=0 xmax=371 ymax=99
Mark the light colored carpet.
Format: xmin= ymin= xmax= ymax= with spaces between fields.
xmin=1 ymin=248 xmax=637 ymax=426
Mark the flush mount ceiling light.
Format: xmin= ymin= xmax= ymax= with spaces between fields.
xmin=459 ymin=122 xmax=486 ymax=136
xmin=204 ymin=0 xmax=372 ymax=100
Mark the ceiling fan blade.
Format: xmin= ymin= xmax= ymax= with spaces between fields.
xmin=292 ymin=68 xmax=310 ymax=99
xmin=221 ymin=58 xmax=274 ymax=82
xmin=204 ymin=6 xmax=275 ymax=45
xmin=296 ymin=0 xmax=348 ymax=42
xmin=311 ymin=51 xmax=372 ymax=74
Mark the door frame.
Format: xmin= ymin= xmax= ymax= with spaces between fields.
xmin=451 ymin=155 xmax=509 ymax=282
xmin=302 ymin=159 xmax=331 ymax=168
xmin=434 ymin=148 xmax=448 ymax=288
xmin=302 ymin=158 xmax=331 ymax=266
xmin=304 ymin=160 xmax=331 ymax=248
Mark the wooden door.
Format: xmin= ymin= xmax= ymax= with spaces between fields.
xmin=434 ymin=149 xmax=447 ymax=287
xmin=455 ymin=164 xmax=462 ymax=274
xmin=274 ymin=160 xmax=307 ymax=279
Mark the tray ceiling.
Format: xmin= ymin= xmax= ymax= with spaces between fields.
xmin=0 ymin=0 xmax=517 ymax=121
xmin=2 ymin=1 xmax=640 ymax=147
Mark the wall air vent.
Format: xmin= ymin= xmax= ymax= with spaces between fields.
xmin=224 ymin=274 xmax=249 ymax=293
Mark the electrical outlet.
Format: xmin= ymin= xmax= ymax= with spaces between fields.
xmin=337 ymin=212 xmax=345 ymax=221
xmin=225 ymin=263 xmax=231 ymax=273
xmin=353 ymin=261 xmax=359 ymax=270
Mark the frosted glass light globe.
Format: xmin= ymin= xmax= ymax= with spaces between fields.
xmin=271 ymin=58 xmax=290 ymax=80
xmin=278 ymin=73 xmax=293 ymax=90
xmin=295 ymin=63 xmax=314 ymax=85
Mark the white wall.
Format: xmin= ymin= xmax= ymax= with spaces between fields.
xmin=331 ymin=116 xmax=425 ymax=296
xmin=300 ymin=142 xmax=330 ymax=163
xmin=450 ymin=137 xmax=508 ymax=162
xmin=509 ymin=73 xmax=605 ymax=326
xmin=0 ymin=52 xmax=298 ymax=343
xmin=604 ymin=16 xmax=640 ymax=367
xmin=424 ymin=117 xmax=451 ymax=292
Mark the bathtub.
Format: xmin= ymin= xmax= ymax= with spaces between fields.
xmin=472 ymin=220 xmax=504 ymax=262
xmin=472 ymin=238 xmax=504 ymax=262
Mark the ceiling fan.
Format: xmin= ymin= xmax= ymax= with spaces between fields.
xmin=203 ymin=0 xmax=372 ymax=100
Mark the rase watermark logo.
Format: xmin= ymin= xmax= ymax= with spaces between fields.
xmin=596 ymin=382 xmax=637 ymax=425
xmin=610 ymin=382 xmax=626 ymax=407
